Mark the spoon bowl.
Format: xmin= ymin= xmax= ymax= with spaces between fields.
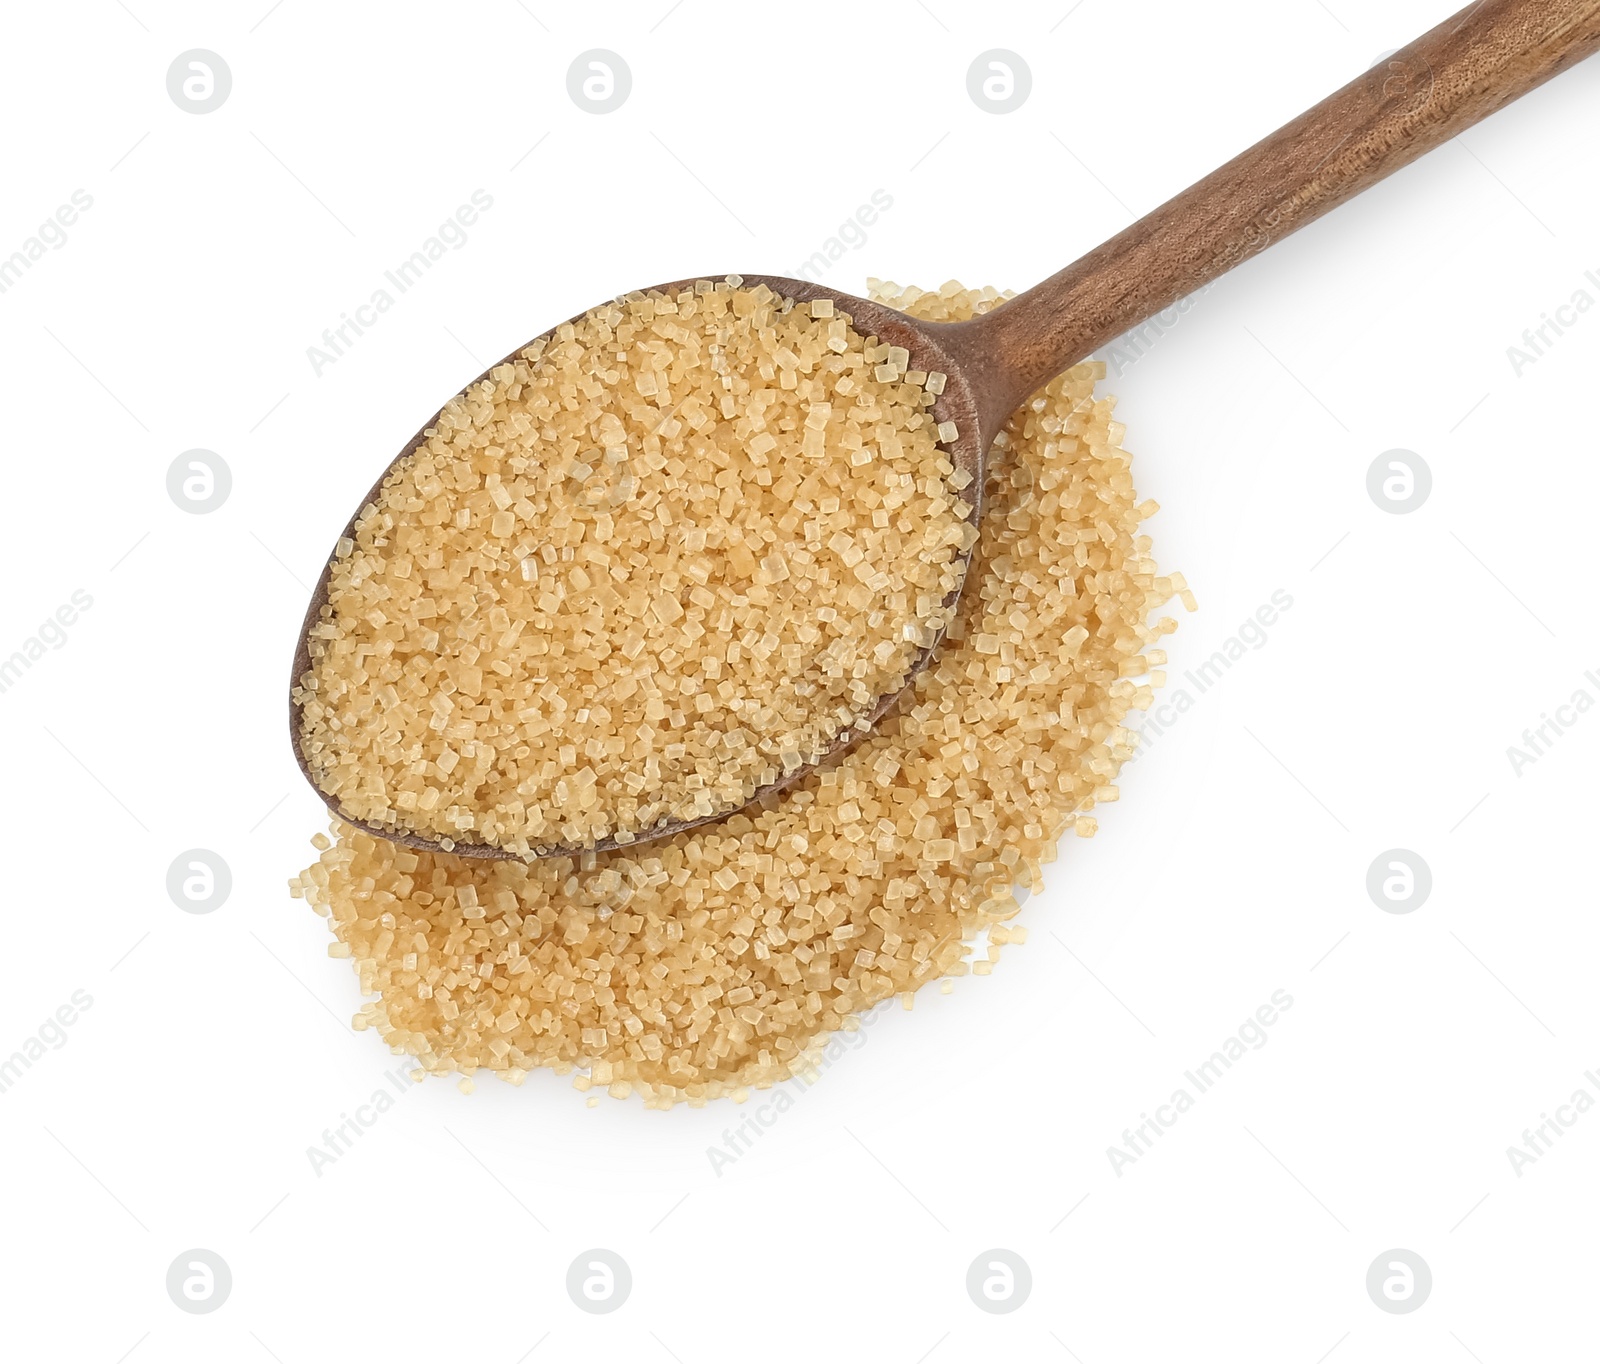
xmin=289 ymin=274 xmax=997 ymax=860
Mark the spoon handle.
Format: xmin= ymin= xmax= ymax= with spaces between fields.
xmin=951 ymin=0 xmax=1600 ymax=419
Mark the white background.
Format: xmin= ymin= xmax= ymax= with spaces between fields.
xmin=1 ymin=1 xmax=1596 ymax=1359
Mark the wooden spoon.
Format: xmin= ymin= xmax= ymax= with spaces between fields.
xmin=292 ymin=0 xmax=1600 ymax=860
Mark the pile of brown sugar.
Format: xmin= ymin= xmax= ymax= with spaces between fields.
xmin=292 ymin=279 xmax=1190 ymax=1106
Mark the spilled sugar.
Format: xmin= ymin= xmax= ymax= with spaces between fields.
xmin=292 ymin=279 xmax=1191 ymax=1107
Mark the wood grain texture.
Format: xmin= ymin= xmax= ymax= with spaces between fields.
xmin=290 ymin=0 xmax=1600 ymax=860
xmin=936 ymin=0 xmax=1600 ymax=422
